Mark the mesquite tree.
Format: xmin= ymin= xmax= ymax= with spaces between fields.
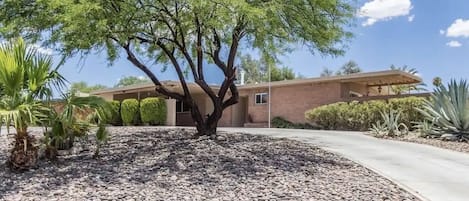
xmin=0 ymin=0 xmax=354 ymax=136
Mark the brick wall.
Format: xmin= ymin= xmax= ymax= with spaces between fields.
xmin=239 ymin=82 xmax=343 ymax=124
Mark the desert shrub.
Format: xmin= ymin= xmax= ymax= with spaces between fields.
xmin=305 ymin=102 xmax=344 ymax=130
xmin=272 ymin=116 xmax=317 ymax=129
xmin=121 ymin=99 xmax=140 ymax=126
xmin=140 ymin=97 xmax=166 ymax=125
xmin=305 ymin=97 xmax=424 ymax=131
xmin=109 ymin=101 xmax=122 ymax=126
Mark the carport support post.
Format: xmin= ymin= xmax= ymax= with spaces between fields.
xmin=268 ymin=63 xmax=271 ymax=128
xmin=165 ymin=99 xmax=176 ymax=126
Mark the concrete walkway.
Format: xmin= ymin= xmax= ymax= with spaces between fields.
xmin=219 ymin=128 xmax=469 ymax=201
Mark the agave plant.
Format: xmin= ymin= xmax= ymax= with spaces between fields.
xmin=369 ymin=121 xmax=388 ymax=137
xmin=412 ymin=120 xmax=441 ymax=138
xmin=418 ymin=80 xmax=469 ymax=140
xmin=369 ymin=109 xmax=408 ymax=137
xmin=0 ymin=38 xmax=65 ymax=170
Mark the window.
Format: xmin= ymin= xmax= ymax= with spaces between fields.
xmin=255 ymin=93 xmax=268 ymax=104
xmin=176 ymin=100 xmax=190 ymax=113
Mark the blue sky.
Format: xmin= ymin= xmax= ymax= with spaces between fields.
xmin=56 ymin=0 xmax=469 ymax=89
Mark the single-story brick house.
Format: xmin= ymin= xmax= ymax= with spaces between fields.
xmin=91 ymin=70 xmax=422 ymax=127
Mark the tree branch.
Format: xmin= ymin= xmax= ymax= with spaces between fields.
xmin=118 ymin=39 xmax=184 ymax=100
xmin=156 ymin=40 xmax=192 ymax=101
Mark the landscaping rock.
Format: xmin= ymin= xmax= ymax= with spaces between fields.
xmin=0 ymin=127 xmax=419 ymax=200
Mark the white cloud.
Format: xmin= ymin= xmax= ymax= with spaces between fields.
xmin=0 ymin=41 xmax=54 ymax=55
xmin=446 ymin=19 xmax=469 ymax=38
xmin=358 ymin=0 xmax=413 ymax=26
xmin=408 ymin=15 xmax=415 ymax=22
xmin=446 ymin=40 xmax=462 ymax=47
xmin=439 ymin=29 xmax=445 ymax=35
xmin=29 ymin=44 xmax=53 ymax=55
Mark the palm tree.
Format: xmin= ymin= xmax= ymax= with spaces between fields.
xmin=320 ymin=67 xmax=335 ymax=77
xmin=336 ymin=60 xmax=362 ymax=75
xmin=45 ymin=92 xmax=111 ymax=152
xmin=389 ymin=65 xmax=427 ymax=94
xmin=0 ymin=38 xmax=65 ymax=170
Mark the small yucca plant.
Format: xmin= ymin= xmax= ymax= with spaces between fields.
xmin=370 ymin=110 xmax=408 ymax=137
xmin=369 ymin=121 xmax=388 ymax=137
xmin=412 ymin=120 xmax=441 ymax=138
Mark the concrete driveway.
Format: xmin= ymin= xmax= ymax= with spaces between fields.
xmin=219 ymin=128 xmax=469 ymax=201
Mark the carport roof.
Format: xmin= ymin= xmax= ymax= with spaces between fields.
xmin=237 ymin=70 xmax=421 ymax=89
xmin=90 ymin=70 xmax=422 ymax=95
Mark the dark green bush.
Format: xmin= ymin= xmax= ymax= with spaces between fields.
xmin=305 ymin=97 xmax=425 ymax=131
xmin=121 ymin=99 xmax=140 ymax=126
xmin=140 ymin=97 xmax=166 ymax=125
xmin=272 ymin=116 xmax=318 ymax=129
xmin=109 ymin=100 xmax=122 ymax=126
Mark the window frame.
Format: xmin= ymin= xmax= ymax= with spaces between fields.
xmin=176 ymin=100 xmax=190 ymax=113
xmin=254 ymin=92 xmax=268 ymax=105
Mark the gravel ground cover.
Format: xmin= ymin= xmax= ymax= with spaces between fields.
xmin=0 ymin=127 xmax=418 ymax=201
xmin=393 ymin=136 xmax=469 ymax=154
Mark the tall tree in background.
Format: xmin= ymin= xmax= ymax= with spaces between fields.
xmin=432 ymin=77 xmax=442 ymax=88
xmin=336 ymin=60 xmax=362 ymax=75
xmin=238 ymin=55 xmax=264 ymax=84
xmin=70 ymin=81 xmax=107 ymax=93
xmin=389 ymin=65 xmax=426 ymax=94
xmin=238 ymin=54 xmax=296 ymax=84
xmin=115 ymin=76 xmax=151 ymax=87
xmin=271 ymin=66 xmax=295 ymax=81
xmin=320 ymin=67 xmax=335 ymax=77
xmin=0 ymin=0 xmax=354 ymax=136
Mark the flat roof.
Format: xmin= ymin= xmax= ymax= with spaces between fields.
xmin=237 ymin=70 xmax=421 ymax=89
xmin=91 ymin=70 xmax=422 ymax=95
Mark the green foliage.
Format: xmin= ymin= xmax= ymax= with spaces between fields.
xmin=70 ymin=81 xmax=107 ymax=93
xmin=418 ymin=80 xmax=469 ymax=140
xmin=336 ymin=60 xmax=361 ymax=75
xmin=109 ymin=101 xmax=122 ymax=126
xmin=121 ymin=99 xmax=140 ymax=126
xmin=305 ymin=97 xmax=425 ymax=131
xmin=0 ymin=0 xmax=355 ymax=135
xmin=389 ymin=65 xmax=427 ymax=94
xmin=271 ymin=116 xmax=317 ymax=129
xmin=0 ymin=38 xmax=66 ymax=170
xmin=238 ymin=54 xmax=297 ymax=84
xmin=93 ymin=124 xmax=109 ymax=158
xmin=0 ymin=0 xmax=354 ymax=60
xmin=115 ymin=76 xmax=150 ymax=87
xmin=139 ymin=97 xmax=166 ymax=125
xmin=46 ymin=93 xmax=111 ymax=152
xmin=0 ymin=38 xmax=65 ymax=133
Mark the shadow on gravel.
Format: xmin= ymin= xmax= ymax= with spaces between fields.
xmin=0 ymin=127 xmax=350 ymax=197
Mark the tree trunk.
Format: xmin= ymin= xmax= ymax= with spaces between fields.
xmin=9 ymin=129 xmax=38 ymax=170
xmin=191 ymin=102 xmax=222 ymax=137
xmin=195 ymin=119 xmax=218 ymax=137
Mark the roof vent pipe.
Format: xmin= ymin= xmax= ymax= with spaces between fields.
xmin=240 ymin=70 xmax=245 ymax=85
